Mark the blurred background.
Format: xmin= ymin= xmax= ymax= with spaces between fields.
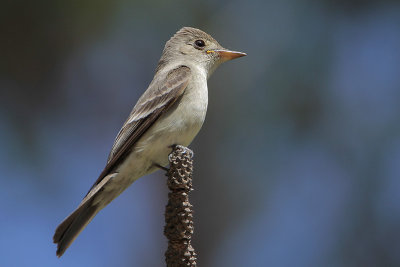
xmin=1 ymin=0 xmax=400 ymax=266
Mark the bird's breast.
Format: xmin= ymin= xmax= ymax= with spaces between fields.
xmin=113 ymin=69 xmax=208 ymax=182
xmin=161 ymin=71 xmax=208 ymax=144
xmin=133 ymin=70 xmax=208 ymax=164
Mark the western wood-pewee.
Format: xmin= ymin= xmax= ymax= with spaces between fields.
xmin=53 ymin=27 xmax=246 ymax=257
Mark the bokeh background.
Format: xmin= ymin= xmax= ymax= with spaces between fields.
xmin=1 ymin=0 xmax=400 ymax=266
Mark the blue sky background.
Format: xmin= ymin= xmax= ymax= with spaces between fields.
xmin=1 ymin=0 xmax=400 ymax=266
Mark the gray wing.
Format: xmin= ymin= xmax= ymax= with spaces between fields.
xmin=87 ymin=65 xmax=191 ymax=193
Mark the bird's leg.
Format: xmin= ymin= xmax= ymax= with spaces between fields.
xmin=154 ymin=145 xmax=180 ymax=173
xmin=155 ymin=163 xmax=169 ymax=172
xmin=155 ymin=145 xmax=193 ymax=173
xmin=169 ymin=144 xmax=178 ymax=150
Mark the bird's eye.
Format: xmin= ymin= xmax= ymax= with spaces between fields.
xmin=194 ymin=39 xmax=206 ymax=48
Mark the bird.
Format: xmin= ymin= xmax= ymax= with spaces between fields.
xmin=53 ymin=26 xmax=246 ymax=257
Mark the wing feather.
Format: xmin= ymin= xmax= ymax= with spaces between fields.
xmin=87 ymin=66 xmax=191 ymax=193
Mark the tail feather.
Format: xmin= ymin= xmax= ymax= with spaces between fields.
xmin=53 ymin=199 xmax=99 ymax=257
xmin=53 ymin=173 xmax=117 ymax=257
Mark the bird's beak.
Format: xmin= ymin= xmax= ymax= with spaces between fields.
xmin=207 ymin=49 xmax=247 ymax=61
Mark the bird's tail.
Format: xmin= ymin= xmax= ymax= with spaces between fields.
xmin=53 ymin=198 xmax=99 ymax=257
xmin=53 ymin=173 xmax=119 ymax=257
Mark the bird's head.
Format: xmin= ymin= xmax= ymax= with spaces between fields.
xmin=157 ymin=27 xmax=246 ymax=77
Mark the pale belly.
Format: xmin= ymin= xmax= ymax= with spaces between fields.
xmin=91 ymin=65 xmax=208 ymax=208
xmin=109 ymin=80 xmax=208 ymax=192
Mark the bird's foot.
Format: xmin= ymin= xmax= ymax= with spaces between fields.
xmin=155 ymin=163 xmax=169 ymax=172
xmin=168 ymin=144 xmax=194 ymax=157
